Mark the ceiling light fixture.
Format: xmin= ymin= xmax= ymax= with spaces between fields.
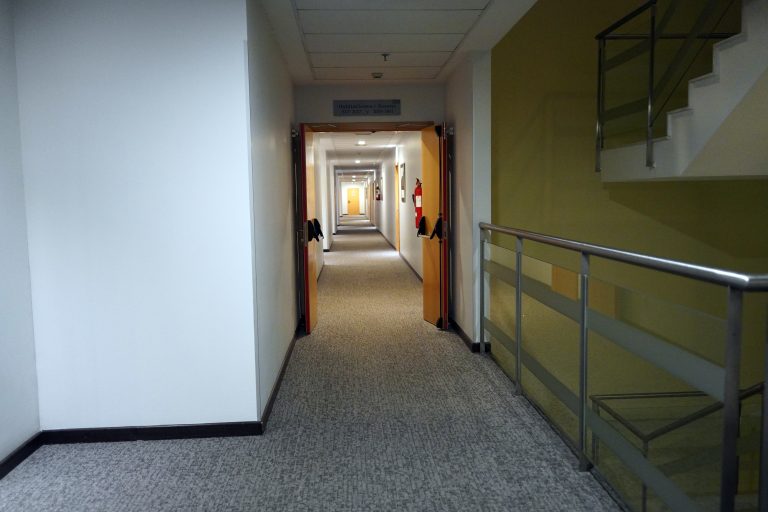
xmin=356 ymin=140 xmax=366 ymax=146
xmin=355 ymin=160 xmax=361 ymax=164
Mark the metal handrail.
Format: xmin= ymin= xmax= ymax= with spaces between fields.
xmin=480 ymin=222 xmax=768 ymax=291
xmin=479 ymin=221 xmax=768 ymax=511
xmin=596 ymin=0 xmax=657 ymax=40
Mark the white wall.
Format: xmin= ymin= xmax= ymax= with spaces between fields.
xmin=396 ymin=132 xmax=424 ymax=278
xmin=246 ymin=0 xmax=297 ymax=418
xmin=15 ymin=0 xmax=258 ymax=429
xmin=295 ymin=84 xmax=445 ymax=123
xmin=0 ymin=0 xmax=40 ymax=460
xmin=317 ymin=145 xmax=333 ymax=251
xmin=329 ymin=161 xmax=339 ymax=236
xmin=445 ymin=52 xmax=492 ymax=342
xmin=374 ymin=159 xmax=395 ymax=245
xmin=340 ymin=182 xmax=366 ymax=215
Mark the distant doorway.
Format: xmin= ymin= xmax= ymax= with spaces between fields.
xmin=347 ymin=187 xmax=360 ymax=215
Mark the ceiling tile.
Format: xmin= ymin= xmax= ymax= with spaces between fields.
xmin=304 ymin=34 xmax=463 ymax=53
xmin=314 ymin=67 xmax=441 ymax=80
xmin=296 ymin=0 xmax=490 ymax=10
xmin=310 ymin=52 xmax=451 ymax=68
xmin=299 ymin=10 xmax=480 ymax=34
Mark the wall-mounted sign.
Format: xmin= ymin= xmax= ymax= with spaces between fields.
xmin=333 ymin=99 xmax=401 ymax=116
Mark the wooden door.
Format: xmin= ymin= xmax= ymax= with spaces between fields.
xmin=299 ymin=124 xmax=319 ymax=333
xmin=394 ymin=164 xmax=400 ymax=251
xmin=348 ymin=187 xmax=360 ymax=215
xmin=421 ymin=126 xmax=449 ymax=328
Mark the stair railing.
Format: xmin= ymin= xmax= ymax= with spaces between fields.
xmin=594 ymin=0 xmax=738 ymax=172
xmin=591 ymin=382 xmax=764 ymax=511
xmin=479 ymin=221 xmax=768 ymax=511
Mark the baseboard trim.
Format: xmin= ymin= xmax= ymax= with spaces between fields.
xmin=260 ymin=330 xmax=300 ymax=429
xmin=449 ymin=319 xmax=489 ymax=353
xmin=41 ymin=422 xmax=263 ymax=445
xmin=0 ymin=433 xmax=45 ymax=480
xmin=0 ymin=419 xmax=263 ymax=481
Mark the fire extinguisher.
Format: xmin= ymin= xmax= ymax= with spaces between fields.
xmin=413 ymin=178 xmax=423 ymax=228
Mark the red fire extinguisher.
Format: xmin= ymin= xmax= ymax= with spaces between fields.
xmin=413 ymin=179 xmax=423 ymax=228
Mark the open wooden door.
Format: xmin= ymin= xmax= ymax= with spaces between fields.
xmin=394 ymin=163 xmax=400 ymax=251
xmin=299 ymin=124 xmax=319 ymax=334
xmin=421 ymin=125 xmax=450 ymax=328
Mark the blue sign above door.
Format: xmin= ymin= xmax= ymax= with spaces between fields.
xmin=333 ymin=99 xmax=401 ymax=116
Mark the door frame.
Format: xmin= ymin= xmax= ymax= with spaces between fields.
xmin=294 ymin=121 xmax=451 ymax=334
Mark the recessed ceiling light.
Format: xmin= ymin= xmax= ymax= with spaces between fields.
xmin=356 ymin=140 xmax=366 ymax=146
xmin=355 ymin=160 xmax=361 ymax=164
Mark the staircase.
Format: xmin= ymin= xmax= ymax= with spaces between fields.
xmin=597 ymin=0 xmax=768 ymax=182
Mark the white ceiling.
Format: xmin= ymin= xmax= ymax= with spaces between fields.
xmin=261 ymin=0 xmax=537 ymax=84
xmin=317 ymin=131 xmax=398 ymax=166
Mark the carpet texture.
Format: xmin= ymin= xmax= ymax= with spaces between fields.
xmin=0 ymin=229 xmax=620 ymax=511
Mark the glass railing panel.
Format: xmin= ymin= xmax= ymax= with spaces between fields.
xmin=736 ymin=391 xmax=761 ymax=511
xmin=586 ymin=276 xmax=728 ymax=511
xmin=738 ymin=291 xmax=768 ymax=510
xmin=602 ymin=37 xmax=651 ymax=149
xmin=484 ymin=242 xmax=518 ymax=381
xmin=518 ymin=253 xmax=582 ymax=445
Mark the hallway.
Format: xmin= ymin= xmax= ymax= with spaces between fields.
xmin=0 ymin=230 xmax=618 ymax=511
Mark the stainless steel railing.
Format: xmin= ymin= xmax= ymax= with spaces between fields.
xmin=478 ymin=221 xmax=768 ymax=511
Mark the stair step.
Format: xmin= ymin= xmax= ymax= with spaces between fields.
xmin=689 ymin=72 xmax=719 ymax=88
xmin=609 ymin=135 xmax=670 ymax=150
xmin=713 ymin=32 xmax=748 ymax=54
xmin=667 ymin=106 xmax=693 ymax=117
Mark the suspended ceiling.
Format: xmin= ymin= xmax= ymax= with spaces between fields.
xmin=261 ymin=0 xmax=536 ymax=84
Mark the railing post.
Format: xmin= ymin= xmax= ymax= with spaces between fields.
xmin=721 ymin=287 xmax=743 ymax=512
xmin=479 ymin=228 xmax=486 ymax=353
xmin=646 ymin=1 xmax=657 ymax=168
xmin=595 ymin=37 xmax=606 ymax=173
xmin=515 ymin=237 xmax=523 ymax=394
xmin=579 ymin=252 xmax=591 ymax=471
xmin=759 ymin=302 xmax=768 ymax=511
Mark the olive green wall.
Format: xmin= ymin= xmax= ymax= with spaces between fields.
xmin=489 ymin=0 xmax=768 ymax=443
xmin=491 ymin=0 xmax=768 ymax=272
xmin=489 ymin=3 xmax=767 ymax=503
